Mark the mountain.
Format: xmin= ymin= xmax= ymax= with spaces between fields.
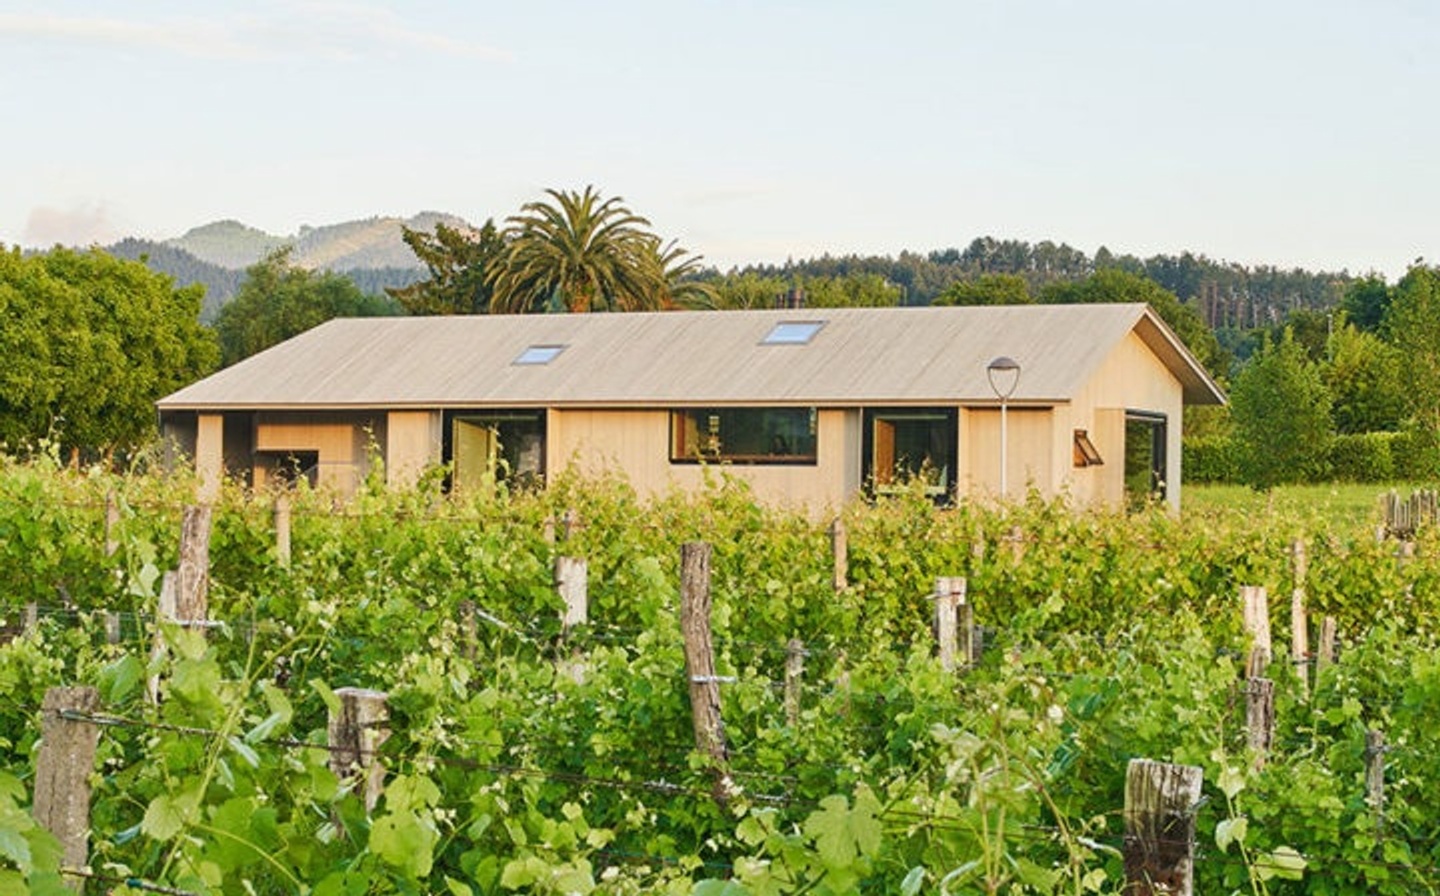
xmin=165 ymin=211 xmax=470 ymax=272
xmin=167 ymin=220 xmax=288 ymax=269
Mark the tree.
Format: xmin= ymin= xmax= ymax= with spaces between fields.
xmin=1381 ymin=264 xmax=1440 ymax=429
xmin=1341 ymin=275 xmax=1391 ymax=333
xmin=0 ymin=245 xmax=218 ymax=456
xmin=933 ymin=274 xmax=1032 ymax=306
xmin=1323 ymin=319 xmax=1405 ymax=434
xmin=1039 ymin=269 xmax=1228 ymax=379
xmin=642 ymin=238 xmax=718 ymax=310
xmin=214 ymin=248 xmax=399 ymax=366
xmin=386 ymin=220 xmax=505 ymax=315
xmin=1230 ymin=329 xmax=1333 ymax=489
xmin=488 ymin=186 xmax=667 ymax=313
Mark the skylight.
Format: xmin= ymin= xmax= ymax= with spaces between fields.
xmin=513 ymin=344 xmax=566 ymax=365
xmin=762 ymin=321 xmax=826 ymax=345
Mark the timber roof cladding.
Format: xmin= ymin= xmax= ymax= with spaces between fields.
xmin=158 ymin=304 xmax=1226 ymax=411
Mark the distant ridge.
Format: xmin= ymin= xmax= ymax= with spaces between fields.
xmin=165 ymin=211 xmax=472 ymax=271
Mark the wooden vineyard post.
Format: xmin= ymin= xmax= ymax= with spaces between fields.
xmin=556 ymin=556 xmax=589 ymax=682
xmin=177 ymin=504 xmax=212 ymax=624
xmin=147 ymin=572 xmax=179 ymax=704
xmin=1316 ymin=616 xmax=1338 ymax=675
xmin=680 ymin=541 xmax=735 ymax=800
xmin=931 ymin=577 xmax=965 ymax=672
xmin=458 ymin=600 xmax=478 ymax=662
xmin=561 ymin=508 xmax=579 ymax=541
xmin=34 ymin=686 xmax=102 ymax=891
xmin=1291 ymin=539 xmax=1309 ymax=692
xmin=1006 ymin=525 xmax=1026 ymax=563
xmin=1240 ymin=585 xmax=1271 ymax=678
xmin=1123 ymin=759 xmax=1203 ymax=896
xmin=24 ymin=602 xmax=38 ymax=635
xmin=784 ymin=638 xmax=806 ymax=727
xmin=556 ymin=557 xmax=588 ymax=633
xmin=1365 ymin=729 xmax=1386 ymax=835
xmin=329 ymin=687 xmax=390 ymax=813
xmin=104 ymin=490 xmax=121 ymax=557
xmin=829 ymin=517 xmax=847 ymax=592
xmin=1246 ymin=678 xmax=1275 ymax=766
xmin=103 ymin=612 xmax=121 ymax=646
xmin=274 ymin=493 xmax=292 ymax=569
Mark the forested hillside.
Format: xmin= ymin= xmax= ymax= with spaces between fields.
xmin=731 ymin=236 xmax=1353 ymax=327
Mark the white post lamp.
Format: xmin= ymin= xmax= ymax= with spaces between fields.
xmin=986 ymin=356 xmax=1021 ymax=498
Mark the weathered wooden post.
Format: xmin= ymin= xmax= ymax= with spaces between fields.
xmin=24 ymin=602 xmax=39 ymax=635
xmin=34 ymin=687 xmax=102 ymax=891
xmin=784 ymin=638 xmax=806 ymax=727
xmin=1246 ymin=678 xmax=1275 ymax=766
xmin=829 ymin=518 xmax=847 ymax=592
xmin=104 ymin=490 xmax=121 ymax=557
xmin=458 ymin=600 xmax=478 ymax=662
xmin=555 ymin=556 xmax=589 ymax=682
xmin=1291 ymin=539 xmax=1309 ymax=691
xmin=1365 ymin=729 xmax=1386 ymax=835
xmin=1123 ymin=759 xmax=1203 ymax=896
xmin=680 ymin=542 xmax=734 ymax=800
xmin=147 ymin=572 xmax=180 ymax=705
xmin=177 ymin=505 xmax=212 ymax=623
xmin=556 ymin=557 xmax=588 ymax=633
xmin=1316 ymin=616 xmax=1338 ymax=675
xmin=103 ymin=611 xmax=121 ymax=646
xmin=1240 ymin=585 xmax=1271 ymax=678
xmin=329 ymin=687 xmax=390 ymax=812
xmin=542 ymin=515 xmax=557 ymax=546
xmin=561 ymin=508 xmax=579 ymax=541
xmin=1006 ymin=525 xmax=1025 ymax=563
xmin=931 ymin=577 xmax=965 ymax=672
xmin=273 ymin=493 xmax=292 ymax=569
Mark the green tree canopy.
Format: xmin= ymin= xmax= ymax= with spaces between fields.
xmin=0 ymin=246 xmax=218 ymax=456
xmin=1381 ymin=264 xmax=1440 ymax=429
xmin=214 ymin=248 xmax=399 ymax=366
xmin=1323 ymin=318 xmax=1406 ymax=434
xmin=933 ymin=273 xmax=1033 ymax=306
xmin=1230 ymin=328 xmax=1333 ymax=489
xmin=1039 ymin=268 xmax=1228 ymax=379
xmin=1341 ymin=274 xmax=1391 ymax=333
xmin=386 ymin=220 xmax=505 ymax=315
xmin=488 ymin=186 xmax=669 ymax=313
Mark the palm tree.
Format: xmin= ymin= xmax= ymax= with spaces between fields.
xmin=641 ymin=237 xmax=719 ymax=310
xmin=489 ymin=186 xmax=666 ymax=313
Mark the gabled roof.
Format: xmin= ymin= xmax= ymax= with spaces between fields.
xmin=158 ymin=304 xmax=1225 ymax=411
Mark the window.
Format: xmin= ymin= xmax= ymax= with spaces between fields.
xmin=863 ymin=408 xmax=957 ymax=500
xmin=761 ymin=321 xmax=825 ymax=345
xmin=1073 ymin=429 xmax=1103 ymax=467
xmin=670 ymin=408 xmax=818 ymax=464
xmin=1124 ymin=412 xmax=1167 ymax=508
xmin=513 ymin=344 xmax=566 ymax=365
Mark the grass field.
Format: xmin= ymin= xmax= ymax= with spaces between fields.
xmin=1184 ymin=481 xmax=1417 ymax=529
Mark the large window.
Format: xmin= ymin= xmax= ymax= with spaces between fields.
xmin=863 ymin=408 xmax=957 ymax=499
xmin=444 ymin=410 xmax=546 ymax=493
xmin=1124 ymin=411 xmax=1167 ymax=508
xmin=670 ymin=408 xmax=818 ymax=464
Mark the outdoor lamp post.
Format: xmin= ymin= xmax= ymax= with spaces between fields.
xmin=986 ymin=356 xmax=1021 ymax=498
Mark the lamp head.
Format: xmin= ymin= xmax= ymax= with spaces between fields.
xmin=986 ymin=356 xmax=1021 ymax=400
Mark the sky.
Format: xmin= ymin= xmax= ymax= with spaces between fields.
xmin=2 ymin=1 xmax=1437 ymax=278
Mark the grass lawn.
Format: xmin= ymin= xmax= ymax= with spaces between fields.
xmin=1184 ymin=482 xmax=1419 ymax=530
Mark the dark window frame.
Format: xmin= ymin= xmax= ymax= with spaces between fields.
xmin=669 ymin=407 xmax=819 ymax=465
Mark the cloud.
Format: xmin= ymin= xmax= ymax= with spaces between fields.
xmin=0 ymin=4 xmax=512 ymax=63
xmin=24 ymin=203 xmax=124 ymax=247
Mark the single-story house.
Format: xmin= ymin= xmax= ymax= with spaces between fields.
xmin=156 ymin=303 xmax=1225 ymax=510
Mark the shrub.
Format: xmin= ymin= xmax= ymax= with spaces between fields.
xmin=1328 ymin=432 xmax=1396 ymax=482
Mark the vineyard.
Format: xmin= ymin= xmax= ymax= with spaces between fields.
xmin=3 ymin=455 xmax=1440 ymax=895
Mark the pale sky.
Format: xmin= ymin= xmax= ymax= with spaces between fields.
xmin=2 ymin=1 xmax=1436 ymax=278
